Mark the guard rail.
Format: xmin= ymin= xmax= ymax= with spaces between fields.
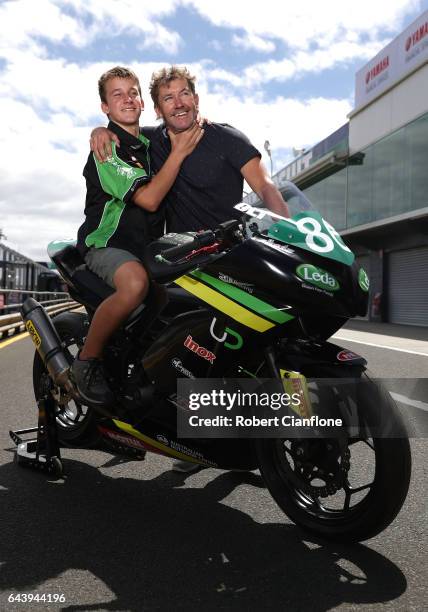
xmin=0 ymin=289 xmax=70 ymax=313
xmin=0 ymin=300 xmax=81 ymax=340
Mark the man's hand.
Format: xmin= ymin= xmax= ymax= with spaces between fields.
xmin=90 ymin=127 xmax=120 ymax=162
xmin=168 ymin=123 xmax=204 ymax=160
xmin=131 ymin=123 xmax=204 ymax=212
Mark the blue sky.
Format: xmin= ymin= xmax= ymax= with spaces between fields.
xmin=1 ymin=0 xmax=427 ymax=260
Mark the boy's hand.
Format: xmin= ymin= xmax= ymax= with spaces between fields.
xmin=90 ymin=127 xmax=120 ymax=162
xmin=168 ymin=123 xmax=204 ymax=159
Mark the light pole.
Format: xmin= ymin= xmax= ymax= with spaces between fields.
xmin=264 ymin=140 xmax=273 ymax=177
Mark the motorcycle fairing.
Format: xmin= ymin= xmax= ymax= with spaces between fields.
xmin=203 ymin=238 xmax=366 ymax=321
xmin=112 ymin=420 xmax=218 ymax=467
xmin=174 ymin=269 xmax=294 ymax=333
xmin=142 ymin=310 xmax=255 ymax=390
xmin=96 ymin=414 xmax=258 ymax=471
xmin=278 ymin=339 xmax=367 ymax=372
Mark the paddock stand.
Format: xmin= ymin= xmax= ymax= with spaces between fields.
xmin=9 ymin=392 xmax=64 ymax=479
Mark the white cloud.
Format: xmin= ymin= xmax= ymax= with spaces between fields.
xmin=0 ymin=54 xmax=165 ymax=124
xmin=236 ymin=39 xmax=389 ymax=87
xmin=0 ymin=99 xmax=88 ymax=260
xmin=0 ymin=0 xmax=184 ymax=58
xmin=186 ymin=0 xmax=421 ymax=87
xmin=193 ymin=84 xmax=353 ymax=167
xmin=136 ymin=25 xmax=182 ymax=55
xmin=199 ymin=64 xmax=244 ymax=88
xmin=0 ymin=0 xmax=86 ymax=55
xmin=186 ymin=0 xmax=421 ymax=50
xmin=1 ymin=0 xmax=421 ymax=87
xmin=232 ymin=33 xmax=276 ymax=53
xmin=2 ymin=0 xmax=420 ymax=68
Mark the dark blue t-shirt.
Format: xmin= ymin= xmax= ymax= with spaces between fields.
xmin=142 ymin=122 xmax=260 ymax=235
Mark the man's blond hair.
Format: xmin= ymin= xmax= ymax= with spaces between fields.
xmin=149 ymin=65 xmax=196 ymax=105
xmin=98 ymin=66 xmax=141 ymax=103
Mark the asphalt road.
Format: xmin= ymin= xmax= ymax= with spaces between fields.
xmin=0 ymin=331 xmax=427 ymax=611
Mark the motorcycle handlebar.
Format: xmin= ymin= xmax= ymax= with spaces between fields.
xmin=157 ymin=220 xmax=243 ymax=265
xmin=159 ymin=230 xmax=217 ymax=261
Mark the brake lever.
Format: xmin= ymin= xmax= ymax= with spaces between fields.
xmin=184 ymin=242 xmax=220 ymax=260
xmin=155 ymin=242 xmax=221 ymax=266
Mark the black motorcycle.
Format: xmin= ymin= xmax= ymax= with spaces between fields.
xmin=17 ymin=182 xmax=411 ymax=542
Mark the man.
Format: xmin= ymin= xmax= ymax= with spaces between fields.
xmin=90 ymin=65 xmax=288 ymax=469
xmin=74 ymin=66 xmax=203 ymax=406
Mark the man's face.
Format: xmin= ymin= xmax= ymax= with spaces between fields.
xmin=101 ymin=77 xmax=143 ymax=127
xmin=155 ymin=78 xmax=199 ymax=133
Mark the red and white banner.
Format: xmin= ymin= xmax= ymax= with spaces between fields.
xmin=354 ymin=10 xmax=428 ymax=111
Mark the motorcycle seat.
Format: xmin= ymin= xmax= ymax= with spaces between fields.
xmin=49 ymin=244 xmax=114 ymax=307
xmin=49 ymin=244 xmax=167 ymax=326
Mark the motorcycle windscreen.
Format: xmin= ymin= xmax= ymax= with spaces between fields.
xmin=234 ymin=180 xmax=354 ymax=266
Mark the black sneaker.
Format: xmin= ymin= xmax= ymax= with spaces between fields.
xmin=71 ymin=355 xmax=115 ymax=406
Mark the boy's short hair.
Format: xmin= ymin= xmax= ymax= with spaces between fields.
xmin=98 ymin=66 xmax=142 ymax=103
xmin=149 ymin=65 xmax=196 ymax=105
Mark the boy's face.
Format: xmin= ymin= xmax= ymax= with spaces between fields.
xmin=101 ymin=77 xmax=143 ymax=126
xmin=155 ymin=78 xmax=199 ymax=133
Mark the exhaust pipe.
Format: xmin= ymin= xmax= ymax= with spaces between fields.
xmin=21 ymin=298 xmax=73 ymax=390
xmin=21 ymin=298 xmax=116 ymax=417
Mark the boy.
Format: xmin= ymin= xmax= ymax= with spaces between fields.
xmin=72 ymin=66 xmax=203 ymax=406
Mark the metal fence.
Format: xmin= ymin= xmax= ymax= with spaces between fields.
xmin=0 ymin=289 xmax=79 ymax=340
xmin=0 ymin=289 xmax=70 ymax=313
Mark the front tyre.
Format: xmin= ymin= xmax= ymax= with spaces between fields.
xmin=256 ymin=374 xmax=411 ymax=542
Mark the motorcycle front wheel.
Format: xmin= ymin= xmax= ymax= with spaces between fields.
xmin=255 ymin=371 xmax=411 ymax=542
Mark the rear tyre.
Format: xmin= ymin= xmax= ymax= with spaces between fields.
xmin=32 ymin=311 xmax=100 ymax=447
xmin=256 ymin=371 xmax=411 ymax=542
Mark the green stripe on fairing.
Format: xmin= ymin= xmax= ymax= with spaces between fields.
xmin=190 ymin=270 xmax=294 ymax=324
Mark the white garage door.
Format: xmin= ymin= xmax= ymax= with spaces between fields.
xmin=387 ymin=247 xmax=428 ymax=326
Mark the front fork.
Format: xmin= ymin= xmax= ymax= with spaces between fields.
xmin=264 ymin=344 xmax=313 ymax=419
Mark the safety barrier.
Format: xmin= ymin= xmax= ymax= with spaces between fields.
xmin=0 ymin=296 xmax=81 ymax=339
xmin=0 ymin=289 xmax=70 ymax=313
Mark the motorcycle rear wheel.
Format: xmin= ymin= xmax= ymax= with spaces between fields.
xmin=255 ymin=371 xmax=411 ymax=542
xmin=32 ymin=311 xmax=100 ymax=447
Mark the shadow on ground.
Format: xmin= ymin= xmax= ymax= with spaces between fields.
xmin=0 ymin=456 xmax=407 ymax=611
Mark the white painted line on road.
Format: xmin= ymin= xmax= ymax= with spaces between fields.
xmin=390 ymin=392 xmax=428 ymax=412
xmin=333 ymin=335 xmax=428 ymax=357
xmin=0 ymin=332 xmax=29 ymax=349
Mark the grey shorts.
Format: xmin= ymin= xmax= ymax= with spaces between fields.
xmin=84 ymin=247 xmax=141 ymax=288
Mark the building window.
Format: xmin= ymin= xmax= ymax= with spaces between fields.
xmin=303 ymin=167 xmax=347 ymax=230
xmin=347 ymin=111 xmax=428 ymax=228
